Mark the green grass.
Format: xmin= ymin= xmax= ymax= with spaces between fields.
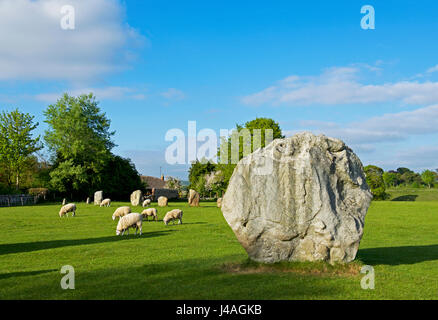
xmin=1 ymin=200 xmax=438 ymax=299
xmin=387 ymin=187 xmax=438 ymax=201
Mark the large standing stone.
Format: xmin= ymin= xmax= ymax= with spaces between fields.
xmin=158 ymin=196 xmax=168 ymax=207
xmin=94 ymin=191 xmax=103 ymax=205
xmin=221 ymin=132 xmax=372 ymax=264
xmin=130 ymin=190 xmax=143 ymax=206
xmin=188 ymin=189 xmax=200 ymax=207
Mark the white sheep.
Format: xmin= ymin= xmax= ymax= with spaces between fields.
xmin=163 ymin=209 xmax=183 ymax=225
xmin=116 ymin=213 xmax=143 ymax=236
xmin=100 ymin=198 xmax=111 ymax=207
xmin=59 ymin=203 xmax=76 ymax=217
xmin=142 ymin=199 xmax=151 ymax=207
xmin=112 ymin=206 xmax=131 ymax=220
xmin=141 ymin=208 xmax=158 ymax=221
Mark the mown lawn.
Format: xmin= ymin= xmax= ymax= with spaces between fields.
xmin=388 ymin=187 xmax=438 ymax=201
xmin=1 ymin=200 xmax=438 ymax=299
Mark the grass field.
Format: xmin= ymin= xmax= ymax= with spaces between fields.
xmin=1 ymin=199 xmax=438 ymax=299
xmin=387 ymin=187 xmax=438 ymax=201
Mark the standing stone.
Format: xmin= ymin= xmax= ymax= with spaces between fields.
xmin=217 ymin=197 xmax=222 ymax=208
xmin=221 ymin=132 xmax=372 ymax=264
xmin=130 ymin=190 xmax=143 ymax=206
xmin=94 ymin=191 xmax=103 ymax=205
xmin=158 ymin=196 xmax=168 ymax=207
xmin=62 ymin=198 xmax=66 ymax=206
xmin=86 ymin=197 xmax=90 ymax=204
xmin=188 ymin=189 xmax=200 ymax=207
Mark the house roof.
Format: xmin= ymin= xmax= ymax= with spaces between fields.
xmin=141 ymin=176 xmax=166 ymax=189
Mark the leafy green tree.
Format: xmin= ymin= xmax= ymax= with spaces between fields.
xmin=188 ymin=159 xmax=216 ymax=189
xmin=97 ymin=155 xmax=144 ymax=200
xmin=364 ymin=165 xmax=388 ymax=200
xmin=165 ymin=176 xmax=183 ymax=194
xmin=383 ymin=171 xmax=399 ymax=188
xmin=216 ymin=117 xmax=284 ymax=191
xmin=0 ymin=109 xmax=42 ymax=190
xmin=421 ymin=170 xmax=436 ymax=188
xmin=44 ymin=93 xmax=116 ymax=197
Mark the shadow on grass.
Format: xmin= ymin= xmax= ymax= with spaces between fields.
xmin=14 ymin=256 xmax=346 ymax=299
xmin=391 ymin=195 xmax=418 ymax=201
xmin=0 ymin=230 xmax=176 ymax=256
xmin=358 ymin=244 xmax=438 ymax=265
xmin=0 ymin=269 xmax=57 ymax=280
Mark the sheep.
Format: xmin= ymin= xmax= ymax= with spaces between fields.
xmin=100 ymin=198 xmax=111 ymax=207
xmin=112 ymin=206 xmax=131 ymax=220
xmin=163 ymin=209 xmax=183 ymax=225
xmin=116 ymin=213 xmax=143 ymax=236
xmin=142 ymin=199 xmax=151 ymax=207
xmin=59 ymin=203 xmax=76 ymax=217
xmin=141 ymin=208 xmax=158 ymax=221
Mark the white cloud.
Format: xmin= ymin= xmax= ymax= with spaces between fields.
xmin=426 ymin=65 xmax=438 ymax=74
xmin=242 ymin=66 xmax=438 ymax=106
xmin=160 ymin=88 xmax=186 ymax=101
xmin=298 ymin=104 xmax=438 ymax=146
xmin=0 ymin=0 xmax=145 ymax=82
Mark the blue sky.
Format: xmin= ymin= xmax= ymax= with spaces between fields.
xmin=1 ymin=0 xmax=438 ymax=179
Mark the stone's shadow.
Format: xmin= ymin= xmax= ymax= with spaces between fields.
xmin=391 ymin=195 xmax=418 ymax=201
xmin=0 ymin=269 xmax=58 ymax=280
xmin=0 ymin=230 xmax=176 ymax=256
xmin=358 ymin=244 xmax=438 ymax=266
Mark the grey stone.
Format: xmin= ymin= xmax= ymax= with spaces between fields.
xmin=130 ymin=190 xmax=143 ymax=206
xmin=188 ymin=189 xmax=200 ymax=207
xmin=221 ymin=132 xmax=372 ymax=264
xmin=94 ymin=191 xmax=103 ymax=205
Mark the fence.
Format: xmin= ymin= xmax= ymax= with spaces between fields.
xmin=0 ymin=194 xmax=36 ymax=207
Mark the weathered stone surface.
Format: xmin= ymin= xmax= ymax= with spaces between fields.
xmin=130 ymin=190 xmax=143 ymax=206
xmin=217 ymin=197 xmax=222 ymax=208
xmin=94 ymin=191 xmax=103 ymax=205
xmin=188 ymin=189 xmax=200 ymax=207
xmin=62 ymin=198 xmax=66 ymax=206
xmin=158 ymin=196 xmax=168 ymax=207
xmin=221 ymin=132 xmax=372 ymax=264
xmin=86 ymin=197 xmax=90 ymax=204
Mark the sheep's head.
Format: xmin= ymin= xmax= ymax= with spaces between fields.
xmin=116 ymin=229 xmax=121 ymax=235
xmin=112 ymin=215 xmax=116 ymax=221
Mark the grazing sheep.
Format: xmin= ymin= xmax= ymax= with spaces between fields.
xmin=163 ymin=209 xmax=183 ymax=225
xmin=100 ymin=198 xmax=111 ymax=207
xmin=141 ymin=208 xmax=158 ymax=221
xmin=142 ymin=199 xmax=151 ymax=207
xmin=59 ymin=203 xmax=76 ymax=217
xmin=112 ymin=206 xmax=131 ymax=220
xmin=116 ymin=213 xmax=143 ymax=236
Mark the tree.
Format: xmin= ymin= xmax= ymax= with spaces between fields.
xmin=364 ymin=165 xmax=388 ymax=200
xmin=44 ymin=93 xmax=116 ymax=197
xmin=421 ymin=170 xmax=435 ymax=188
xmin=216 ymin=117 xmax=284 ymax=190
xmin=0 ymin=109 xmax=42 ymax=190
xmin=383 ymin=171 xmax=399 ymax=188
xmin=97 ymin=155 xmax=144 ymax=200
xmin=165 ymin=176 xmax=183 ymax=194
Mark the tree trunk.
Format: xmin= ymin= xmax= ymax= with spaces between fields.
xmin=15 ymin=172 xmax=19 ymax=190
